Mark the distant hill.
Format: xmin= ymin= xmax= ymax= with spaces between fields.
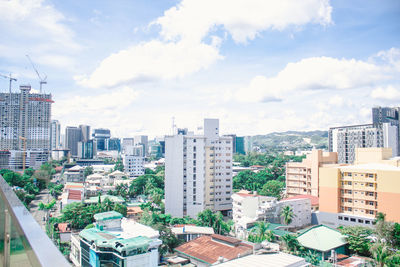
xmin=250 ymin=130 xmax=328 ymax=151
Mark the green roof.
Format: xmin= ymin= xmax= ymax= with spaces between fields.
xmin=84 ymin=195 xmax=125 ymax=204
xmin=94 ymin=211 xmax=123 ymax=221
xmin=79 ymin=228 xmax=151 ymax=252
xmin=297 ymin=225 xmax=347 ymax=252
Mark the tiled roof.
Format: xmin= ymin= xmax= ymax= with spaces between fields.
xmin=175 ymin=235 xmax=253 ymax=264
xmin=57 ymin=223 xmax=71 ymax=233
xmin=65 ymin=182 xmax=84 ymax=189
xmin=282 ymin=194 xmax=319 ymax=206
xmin=68 ymin=190 xmax=82 ymax=201
xmin=127 ymin=206 xmax=143 ymax=215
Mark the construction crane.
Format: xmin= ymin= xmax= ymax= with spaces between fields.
xmin=19 ymin=136 xmax=27 ymax=172
xmin=26 ymin=55 xmax=47 ymax=93
xmin=0 ymin=73 xmax=17 ymax=93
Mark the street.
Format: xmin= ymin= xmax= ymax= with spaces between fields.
xmin=29 ymin=189 xmax=51 ymax=231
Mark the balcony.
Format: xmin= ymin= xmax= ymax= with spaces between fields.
xmin=0 ymin=175 xmax=70 ymax=267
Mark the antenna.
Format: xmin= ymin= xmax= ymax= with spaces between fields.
xmin=26 ymin=55 xmax=47 ymax=93
xmin=0 ymin=73 xmax=17 ymax=93
xmin=172 ymin=116 xmax=176 ymax=135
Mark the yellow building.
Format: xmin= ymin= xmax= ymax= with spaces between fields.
xmin=319 ymin=148 xmax=400 ymax=226
xmin=286 ymin=150 xmax=337 ymax=197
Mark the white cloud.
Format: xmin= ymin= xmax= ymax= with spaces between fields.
xmin=371 ymin=85 xmax=400 ymax=100
xmin=81 ymin=0 xmax=332 ymax=88
xmin=154 ymin=0 xmax=332 ymax=43
xmin=0 ymin=0 xmax=80 ymax=68
xmin=236 ymin=56 xmax=390 ymax=102
xmin=77 ymin=40 xmax=222 ymax=88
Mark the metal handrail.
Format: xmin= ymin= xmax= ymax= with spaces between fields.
xmin=0 ymin=175 xmax=71 ymax=267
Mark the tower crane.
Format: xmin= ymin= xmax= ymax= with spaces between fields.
xmin=26 ymin=55 xmax=47 ymax=93
xmin=0 ymin=73 xmax=17 ymax=93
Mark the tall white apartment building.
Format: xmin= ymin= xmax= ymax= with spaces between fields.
xmin=165 ymin=119 xmax=233 ymax=218
xmin=123 ymin=155 xmax=145 ymax=178
xmin=50 ymin=120 xmax=61 ymax=150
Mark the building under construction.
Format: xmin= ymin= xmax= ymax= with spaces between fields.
xmin=0 ymin=85 xmax=53 ymax=170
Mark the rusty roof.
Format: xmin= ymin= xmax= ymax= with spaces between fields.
xmin=175 ymin=235 xmax=253 ymax=264
xmin=57 ymin=223 xmax=71 ymax=233
xmin=282 ymin=194 xmax=319 ymax=206
xmin=68 ymin=190 xmax=82 ymax=201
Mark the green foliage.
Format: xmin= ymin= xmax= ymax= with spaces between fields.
xmin=196 ymin=209 xmax=231 ymax=235
xmin=84 ymin=224 xmax=94 ymax=229
xmin=260 ymin=180 xmax=285 ymax=199
xmin=114 ymin=203 xmax=127 ymax=217
xmin=280 ymin=205 xmax=295 ymax=225
xmin=393 ymin=223 xmax=400 ymax=248
xmin=129 ymin=174 xmax=164 ymax=196
xmin=304 ymin=251 xmax=320 ymax=265
xmin=114 ymin=159 xmax=124 ymax=172
xmin=48 ymin=183 xmax=64 ymax=198
xmin=39 ymin=199 xmax=56 ymax=211
xmin=24 ymin=168 xmax=35 ymax=177
xmin=248 ymin=221 xmax=274 ymax=243
xmin=281 ymin=234 xmax=302 ymax=254
xmin=84 ymin=166 xmax=93 ymax=177
xmin=338 ymin=226 xmax=373 ymax=256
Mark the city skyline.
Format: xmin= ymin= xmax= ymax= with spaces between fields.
xmin=0 ymin=0 xmax=399 ymax=138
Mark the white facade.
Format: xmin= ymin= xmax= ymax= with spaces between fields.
xmin=165 ymin=119 xmax=233 ymax=218
xmin=383 ymin=122 xmax=398 ymax=157
xmin=123 ymin=155 xmax=145 ymax=178
xmin=50 ymin=120 xmax=61 ymax=150
xmin=278 ymin=198 xmax=311 ymax=228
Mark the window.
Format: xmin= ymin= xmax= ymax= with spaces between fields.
xmin=358 ymin=219 xmax=364 ymax=223
xmin=338 ymin=216 xmax=343 ymax=220
xmin=365 ymin=220 xmax=370 ymax=224
xmin=344 ymin=217 xmax=349 ymax=221
xmin=350 ymin=218 xmax=356 ymax=222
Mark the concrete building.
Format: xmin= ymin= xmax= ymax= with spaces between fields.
xmin=77 ymin=139 xmax=96 ymax=159
xmin=123 ymin=155 xmax=145 ymax=178
xmin=106 ymin=137 xmax=121 ymax=151
xmin=65 ymin=126 xmax=82 ymax=157
xmin=165 ymin=119 xmax=233 ymax=218
xmin=92 ymin=128 xmax=111 ymax=151
xmin=317 ymin=147 xmax=400 ymax=227
xmin=171 ymin=225 xmax=214 ymax=242
xmin=373 ymin=106 xmax=400 ymax=153
xmin=79 ymin=125 xmax=91 ymax=142
xmin=122 ymin=138 xmax=134 ymax=153
xmin=50 ymin=120 xmax=61 ymax=150
xmin=286 ymin=150 xmax=338 ymax=197
xmin=70 ymin=211 xmax=161 ymax=267
xmin=134 ymin=135 xmax=148 ymax=156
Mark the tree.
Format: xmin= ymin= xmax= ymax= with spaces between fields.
xmin=280 ymin=205 xmax=295 ymax=225
xmin=339 ymin=226 xmax=372 ymax=256
xmin=157 ymin=225 xmax=182 ymax=256
xmin=114 ymin=160 xmax=124 ymax=172
xmin=114 ymin=203 xmax=127 ymax=217
xmin=129 ymin=174 xmax=164 ymax=196
xmin=260 ymin=180 xmax=284 ymax=199
xmin=281 ymin=234 xmax=302 ymax=254
xmin=393 ymin=223 xmax=400 ymax=248
xmin=197 ymin=209 xmax=230 ymax=235
xmin=249 ymin=221 xmax=274 ymax=243
xmin=371 ymin=242 xmax=392 ymax=267
xmin=84 ymin=166 xmax=93 ymax=178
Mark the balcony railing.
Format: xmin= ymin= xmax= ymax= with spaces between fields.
xmin=0 ymin=175 xmax=70 ymax=267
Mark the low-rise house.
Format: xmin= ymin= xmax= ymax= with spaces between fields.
xmin=297 ymin=225 xmax=348 ymax=260
xmin=84 ymin=194 xmax=125 ymax=205
xmin=174 ymin=234 xmax=254 ymax=267
xmin=126 ymin=206 xmax=143 ymax=221
xmin=70 ymin=211 xmax=161 ymax=267
xmin=61 ymin=189 xmax=83 ymax=209
xmin=63 ymin=165 xmax=85 ymax=183
xmin=55 ymin=222 xmax=72 ymax=243
xmin=216 ymin=252 xmax=310 ymax=267
xmin=171 ymin=225 xmax=214 ymax=242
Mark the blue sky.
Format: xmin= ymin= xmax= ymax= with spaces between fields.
xmin=0 ymin=0 xmax=399 ymax=138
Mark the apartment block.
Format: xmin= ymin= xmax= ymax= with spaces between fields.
xmin=318 ymin=147 xmax=400 ymax=227
xmin=286 ymin=150 xmax=337 ymax=197
xmin=123 ymin=155 xmax=145 ymax=178
xmin=165 ymin=119 xmax=233 ymax=218
xmin=50 ymin=120 xmax=61 ymax=150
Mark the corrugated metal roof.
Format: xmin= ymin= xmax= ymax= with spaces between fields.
xmin=94 ymin=211 xmax=123 ymax=221
xmin=297 ymin=225 xmax=347 ymax=252
xmin=217 ymin=253 xmax=309 ymax=267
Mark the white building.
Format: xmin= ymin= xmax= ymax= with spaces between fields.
xmin=50 ymin=120 xmax=61 ymax=150
xmin=165 ymin=119 xmax=233 ymax=218
xmin=231 ymin=190 xmax=311 ymax=238
xmin=123 ymin=155 xmax=145 ymax=178
xmin=70 ymin=211 xmax=161 ymax=267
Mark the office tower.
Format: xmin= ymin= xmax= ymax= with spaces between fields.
xmin=79 ymin=124 xmax=91 ymax=142
xmin=235 ymin=136 xmax=245 ymax=155
xmin=318 ymin=148 xmax=400 ymax=226
xmin=286 ymin=150 xmax=337 ymax=197
xmin=0 ymin=85 xmax=53 ymax=150
xmin=78 ymin=139 xmax=96 ymax=159
xmin=106 ymin=138 xmax=121 ymax=151
xmin=134 ymin=135 xmax=148 ymax=156
xmin=65 ymin=126 xmax=82 ymax=157
xmin=50 ymin=120 xmax=61 ymax=150
xmin=165 ymin=119 xmax=233 ymax=218
xmin=372 ymin=106 xmax=400 ymax=154
xmin=92 ymin=128 xmax=111 ymax=151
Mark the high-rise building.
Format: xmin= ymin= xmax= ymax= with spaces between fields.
xmin=78 ymin=139 xmax=96 ymax=159
xmin=50 ymin=120 xmax=61 ymax=150
xmin=134 ymin=135 xmax=149 ymax=156
xmin=286 ymin=150 xmax=337 ymax=197
xmin=79 ymin=124 xmax=91 ymax=142
xmin=235 ymin=136 xmax=245 ymax=155
xmin=329 ymin=107 xmax=400 ymax=164
xmin=318 ymin=147 xmax=400 ymax=227
xmin=0 ymin=85 xmax=53 ymax=169
xmin=65 ymin=126 xmax=82 ymax=157
xmin=106 ymin=137 xmax=121 ymax=151
xmin=165 ymin=119 xmax=233 ymax=218
xmin=0 ymin=85 xmax=53 ymax=150
xmin=92 ymin=128 xmax=111 ymax=151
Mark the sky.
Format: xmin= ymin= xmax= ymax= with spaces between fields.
xmin=0 ymin=0 xmax=399 ymax=138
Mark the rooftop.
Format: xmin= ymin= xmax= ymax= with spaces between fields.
xmin=175 ymin=234 xmax=253 ymax=265
xmin=171 ymin=225 xmax=215 ymax=235
xmin=217 ymin=252 xmax=309 ymax=267
xmin=249 ymin=223 xmax=291 ymax=237
xmin=338 ymin=163 xmax=400 ymax=172
xmin=127 ymin=206 xmax=143 ymax=215
xmin=94 ymin=211 xmax=123 ymax=222
xmin=297 ymin=225 xmax=347 ymax=252
xmin=281 ymin=195 xmax=319 ymax=206
xmin=84 ymin=195 xmax=125 ymax=204
xmin=67 ymin=189 xmax=82 ymax=201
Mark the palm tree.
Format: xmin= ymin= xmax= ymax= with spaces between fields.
xmin=103 ymin=197 xmax=113 ymax=211
xmin=371 ymin=242 xmax=391 ymax=267
xmin=281 ymin=205 xmax=295 ymax=225
xmin=281 ymin=233 xmax=300 ymax=253
xmin=251 ymin=221 xmax=274 ymax=242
